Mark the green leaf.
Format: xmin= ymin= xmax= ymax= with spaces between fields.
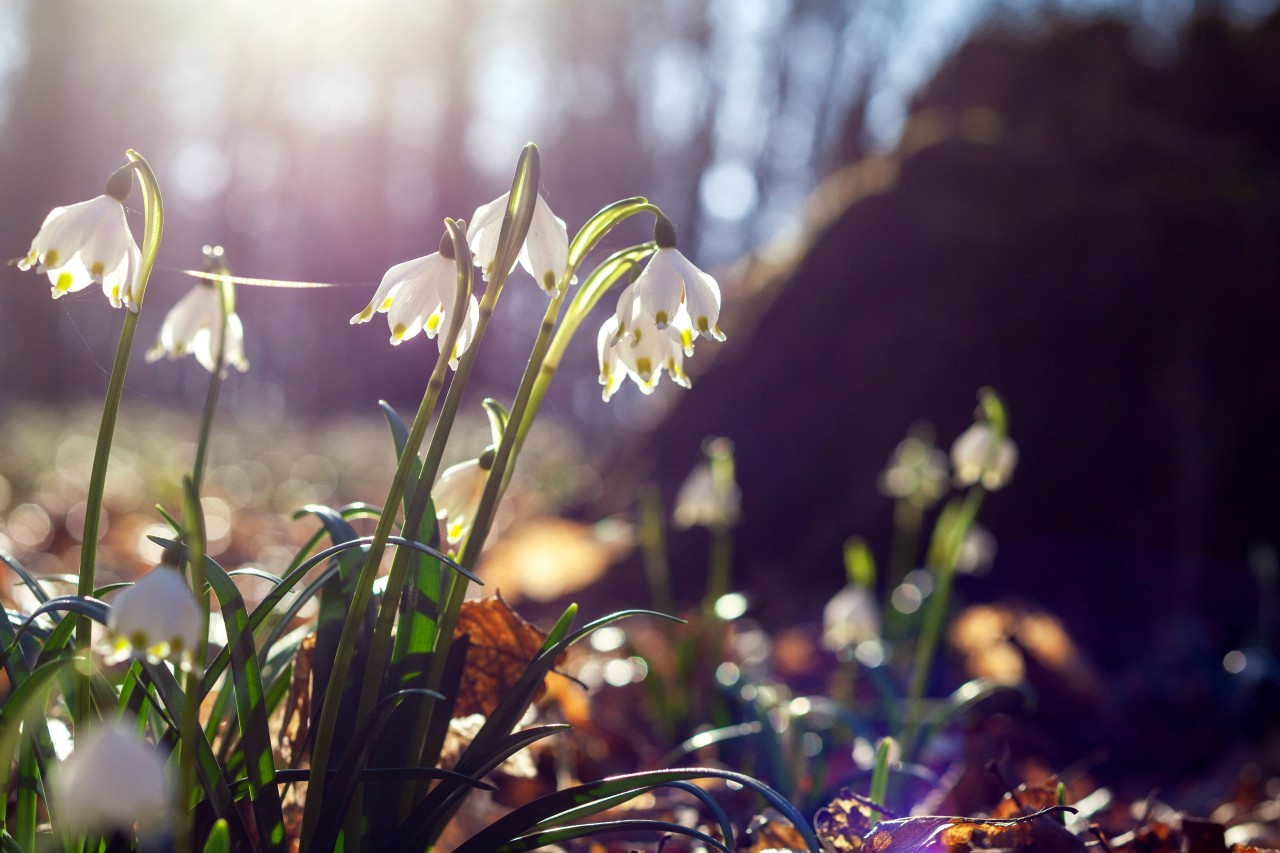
xmin=492 ymin=819 xmax=732 ymax=853
xmin=139 ymin=661 xmax=253 ymax=844
xmin=201 ymin=819 xmax=230 ymax=853
xmin=450 ymin=768 xmax=820 ymax=853
xmin=0 ymin=551 xmax=50 ymax=606
xmin=201 ymin=554 xmax=287 ymax=853
xmin=310 ymin=688 xmax=445 ymax=850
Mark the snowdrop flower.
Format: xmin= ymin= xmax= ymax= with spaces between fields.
xmin=822 ymin=584 xmax=882 ymax=652
xmin=596 ymin=308 xmax=691 ymax=402
xmin=950 ymin=422 xmax=1018 ymax=490
xmin=19 ymin=166 xmax=142 ymax=310
xmin=673 ymin=438 xmax=740 ymax=529
xmin=105 ymin=566 xmax=203 ymax=669
xmin=468 ymin=191 xmax=569 ymax=293
xmin=52 ymin=717 xmax=170 ymax=835
xmin=617 ymin=217 xmax=724 ymax=343
xmin=956 ymin=524 xmax=997 ymax=575
xmin=350 ymin=235 xmax=480 ymax=368
xmin=878 ymin=431 xmax=950 ymax=508
xmin=434 ymin=450 xmax=493 ymax=547
xmin=145 ymin=280 xmax=248 ymax=374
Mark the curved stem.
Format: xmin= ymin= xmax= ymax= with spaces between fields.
xmin=73 ymin=151 xmax=163 ymax=723
xmin=902 ymin=486 xmax=984 ymax=757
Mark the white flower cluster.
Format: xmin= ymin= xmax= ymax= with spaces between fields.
xmin=597 ymin=220 xmax=724 ymax=401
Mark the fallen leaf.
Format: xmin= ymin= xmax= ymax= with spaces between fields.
xmin=452 ymin=592 xmax=559 ymax=717
xmin=279 ymin=632 xmax=315 ymax=769
xmin=991 ymin=779 xmax=1065 ymax=819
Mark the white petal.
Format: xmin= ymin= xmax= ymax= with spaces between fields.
xmin=351 ymin=254 xmax=438 ymax=324
xmin=596 ymin=317 xmax=625 ymax=402
xmin=433 ymin=458 xmax=488 ymax=545
xmin=671 ymin=251 xmax=724 ymax=341
xmin=107 ymin=567 xmax=203 ymax=666
xmin=441 ymin=294 xmax=481 ymax=370
xmin=518 ymin=195 xmax=570 ymax=293
xmin=53 ymin=719 xmax=170 ymax=835
xmin=467 ymin=193 xmax=510 ymax=282
xmin=633 ymin=249 xmax=683 ymax=329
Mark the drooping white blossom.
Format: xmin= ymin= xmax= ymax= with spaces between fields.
xmin=950 ymin=422 xmax=1018 ymax=490
xmin=878 ymin=433 xmax=950 ymax=508
xmin=105 ymin=566 xmax=203 ymax=668
xmin=350 ymin=251 xmax=480 ymax=368
xmin=468 ymin=192 xmax=570 ymax=293
xmin=52 ymin=718 xmax=170 ymax=835
xmin=673 ymin=460 xmax=741 ymax=530
xmin=433 ymin=456 xmax=492 ymax=547
xmin=596 ymin=306 xmax=691 ymax=402
xmin=19 ymin=193 xmax=141 ymax=310
xmin=146 ymin=281 xmax=248 ymax=374
xmin=619 ymin=247 xmax=724 ymax=343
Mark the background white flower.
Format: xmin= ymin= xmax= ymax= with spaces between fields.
xmin=105 ymin=566 xmax=203 ymax=668
xmin=52 ymin=718 xmax=170 ymax=836
xmin=19 ymin=193 xmax=141 ymax=310
xmin=146 ymin=282 xmax=249 ymax=374
xmin=951 ymin=422 xmax=1018 ymax=490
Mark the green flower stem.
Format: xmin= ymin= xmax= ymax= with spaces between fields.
xmin=305 ymin=134 xmax=538 ymax=846
xmin=509 ymin=243 xmax=656 ymax=467
xmin=299 ymin=222 xmax=478 ymax=852
xmin=73 ymin=151 xmax=163 ymax=724
xmin=344 ymin=222 xmax=474 ymax=843
xmin=176 ymin=478 xmax=209 ymax=853
xmin=703 ymin=524 xmax=733 ymax=611
xmin=901 ymin=486 xmax=984 ymax=758
xmin=190 ymin=273 xmax=234 ymax=493
xmin=396 ymin=283 xmax=567 ymax=819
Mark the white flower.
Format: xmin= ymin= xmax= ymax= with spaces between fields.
xmin=145 ymin=282 xmax=249 ymax=374
xmin=52 ymin=718 xmax=170 ymax=835
xmin=596 ymin=308 xmax=691 ymax=402
xmin=950 ymin=422 xmax=1018 ymax=490
xmin=105 ymin=566 xmax=203 ymax=668
xmin=956 ymin=524 xmax=997 ymax=575
xmin=350 ymin=252 xmax=480 ymax=368
xmin=19 ymin=193 xmax=142 ymax=310
xmin=822 ymin=584 xmax=882 ymax=652
xmin=433 ymin=456 xmax=491 ymax=547
xmin=673 ymin=461 xmax=740 ymax=529
xmin=468 ymin=192 xmax=570 ymax=293
xmin=618 ymin=247 xmax=724 ymax=343
xmin=878 ymin=434 xmax=950 ymax=508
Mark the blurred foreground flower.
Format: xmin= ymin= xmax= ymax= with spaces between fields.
xmin=951 ymin=422 xmax=1018 ymax=490
xmin=146 ymin=281 xmax=248 ymax=374
xmin=350 ymin=236 xmax=479 ymax=367
xmin=104 ymin=565 xmax=203 ymax=668
xmin=53 ymin=718 xmax=170 ymax=836
xmin=434 ymin=450 xmax=494 ymax=547
xmin=19 ymin=167 xmax=141 ymax=310
xmin=468 ymin=191 xmax=569 ymax=292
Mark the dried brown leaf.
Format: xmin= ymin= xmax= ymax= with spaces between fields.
xmin=452 ymin=592 xmax=559 ymax=717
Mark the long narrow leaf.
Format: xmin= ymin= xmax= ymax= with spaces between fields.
xmin=138 ymin=662 xmax=253 ymax=846
xmin=451 ymin=768 xmax=821 ymax=853
xmin=493 ymin=819 xmax=732 ymax=853
xmin=201 ymin=555 xmax=286 ymax=852
xmin=0 ymin=552 xmax=50 ymax=606
xmin=310 ymin=688 xmax=444 ymax=849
